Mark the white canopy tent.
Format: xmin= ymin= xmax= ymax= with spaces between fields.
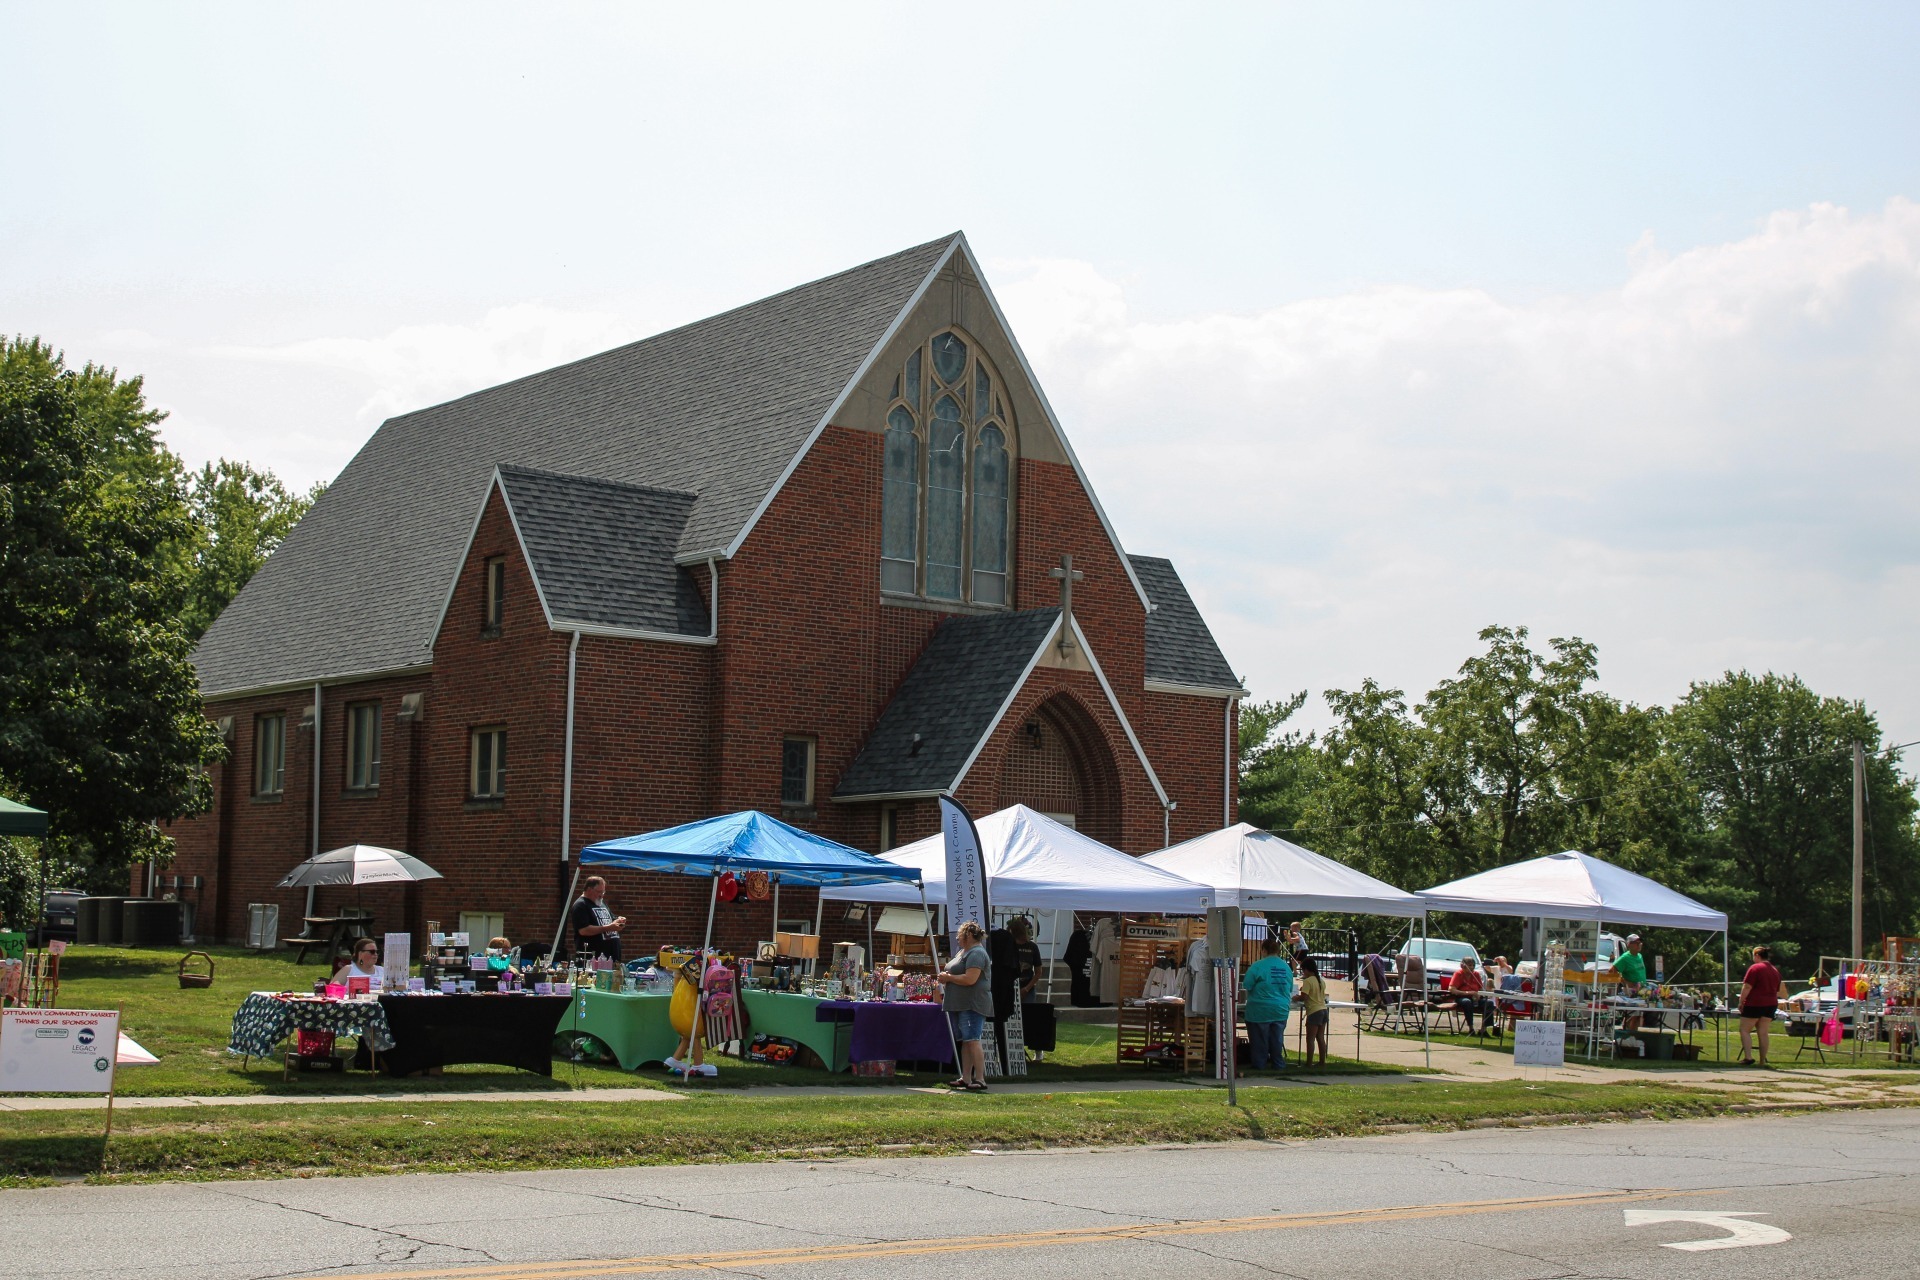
xmin=817 ymin=805 xmax=1215 ymax=915
xmin=1145 ymin=822 xmax=1431 ymax=1065
xmin=1419 ymin=850 xmax=1730 ymax=1060
xmin=1419 ymin=850 xmax=1728 ymax=931
xmin=1143 ymin=823 xmax=1425 ymax=916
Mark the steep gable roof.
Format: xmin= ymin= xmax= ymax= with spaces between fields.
xmin=192 ymin=236 xmax=957 ymax=695
xmin=492 ymin=466 xmax=709 ymax=637
xmin=833 ymin=609 xmax=1060 ymax=801
xmin=1130 ymin=555 xmax=1245 ymax=694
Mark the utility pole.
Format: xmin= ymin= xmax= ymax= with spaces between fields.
xmin=1853 ymin=740 xmax=1866 ymax=959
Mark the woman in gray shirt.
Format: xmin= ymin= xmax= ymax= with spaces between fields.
xmin=937 ymin=920 xmax=993 ymax=1092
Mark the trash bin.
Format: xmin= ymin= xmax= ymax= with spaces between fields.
xmin=75 ymin=897 xmax=103 ymax=945
xmin=84 ymin=896 xmax=133 ymax=945
xmin=122 ymin=898 xmax=183 ymax=948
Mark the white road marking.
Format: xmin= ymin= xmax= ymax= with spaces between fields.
xmin=1624 ymin=1210 xmax=1793 ymax=1252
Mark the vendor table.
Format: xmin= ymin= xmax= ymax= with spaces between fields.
xmin=815 ymin=999 xmax=953 ymax=1066
xmin=570 ymin=988 xmax=856 ymax=1072
xmin=365 ymin=993 xmax=573 ymax=1077
xmin=228 ymin=991 xmax=395 ymax=1063
xmin=569 ymin=989 xmax=681 ymax=1070
xmin=740 ymin=990 xmax=849 ymax=1072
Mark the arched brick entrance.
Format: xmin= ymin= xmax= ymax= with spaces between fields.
xmin=998 ymin=692 xmax=1122 ymax=847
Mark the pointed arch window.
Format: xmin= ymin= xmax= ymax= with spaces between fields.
xmin=879 ymin=330 xmax=1014 ymax=606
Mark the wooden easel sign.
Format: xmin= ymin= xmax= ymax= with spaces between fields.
xmin=1 ymin=1008 xmax=122 ymax=1139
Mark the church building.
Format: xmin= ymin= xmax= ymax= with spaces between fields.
xmin=171 ymin=234 xmax=1246 ymax=951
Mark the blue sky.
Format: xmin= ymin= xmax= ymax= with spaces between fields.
xmin=6 ymin=3 xmax=1919 ymax=745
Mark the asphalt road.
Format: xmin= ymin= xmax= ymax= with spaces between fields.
xmin=6 ymin=1109 xmax=1916 ymax=1280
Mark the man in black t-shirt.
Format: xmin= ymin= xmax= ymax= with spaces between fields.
xmin=570 ymin=875 xmax=625 ymax=963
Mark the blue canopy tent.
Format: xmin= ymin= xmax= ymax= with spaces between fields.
xmin=553 ymin=810 xmax=927 ymax=971
xmin=556 ymin=810 xmax=943 ymax=1074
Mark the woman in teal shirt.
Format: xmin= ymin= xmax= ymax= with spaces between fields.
xmin=1241 ymin=938 xmax=1294 ymax=1070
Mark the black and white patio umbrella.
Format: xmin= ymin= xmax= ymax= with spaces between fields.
xmin=276 ymin=844 xmax=444 ymax=888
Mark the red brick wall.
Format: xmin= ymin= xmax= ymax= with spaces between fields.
xmin=1139 ymin=690 xmax=1240 ymax=843
xmin=413 ymin=486 xmax=571 ymax=947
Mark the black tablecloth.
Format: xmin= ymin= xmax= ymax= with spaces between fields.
xmin=360 ymin=994 xmax=574 ymax=1076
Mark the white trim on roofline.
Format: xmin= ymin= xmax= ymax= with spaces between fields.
xmin=716 ymin=234 xmax=964 ymax=564
xmin=936 ymin=623 xmax=1059 ymax=800
xmin=712 ymin=233 xmax=1156 ymax=624
xmin=1145 ymin=678 xmax=1250 ymax=699
xmin=201 ymin=662 xmax=432 ymax=703
xmin=828 ymin=787 xmax=949 ymax=804
xmin=491 ymin=474 xmax=560 ymax=627
xmin=424 ymin=468 xmax=550 ymax=648
xmin=552 ymin=619 xmax=718 ymax=646
xmin=952 ymin=235 xmax=1154 ymax=617
xmin=1065 ymin=615 xmax=1173 ymax=809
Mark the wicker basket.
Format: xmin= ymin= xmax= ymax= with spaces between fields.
xmin=178 ymin=950 xmax=215 ymax=989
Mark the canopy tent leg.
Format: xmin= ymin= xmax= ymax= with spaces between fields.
xmin=771 ymin=877 xmax=780 ymax=940
xmin=1728 ymin=924 xmax=1743 ymax=1066
xmin=1591 ymin=915 xmax=1603 ymax=1061
xmin=922 ymin=880 xmax=961 ymax=1077
xmin=550 ymin=863 xmax=581 ymax=964
xmin=812 ymin=895 xmax=825 ymax=976
xmin=1421 ymin=910 xmax=1430 ymax=1070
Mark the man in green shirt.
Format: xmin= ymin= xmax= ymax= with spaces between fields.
xmin=1612 ymin=934 xmax=1648 ymax=991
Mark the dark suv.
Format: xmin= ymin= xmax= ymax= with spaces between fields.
xmin=36 ymin=888 xmax=83 ymax=945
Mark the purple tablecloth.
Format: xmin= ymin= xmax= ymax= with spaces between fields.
xmin=814 ymin=1000 xmax=953 ymax=1064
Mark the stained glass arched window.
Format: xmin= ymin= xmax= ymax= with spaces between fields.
xmin=878 ymin=329 xmax=1013 ymax=606
xmin=881 ymin=405 xmax=919 ymax=594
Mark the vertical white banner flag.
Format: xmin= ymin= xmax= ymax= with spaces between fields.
xmin=939 ymin=796 xmax=991 ymax=949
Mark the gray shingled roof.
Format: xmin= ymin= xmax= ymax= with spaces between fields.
xmin=833 ymin=609 xmax=1060 ymax=800
xmin=192 ymin=235 xmax=958 ymax=695
xmin=1130 ymin=555 xmax=1243 ymax=692
xmin=496 ymin=466 xmax=708 ymax=635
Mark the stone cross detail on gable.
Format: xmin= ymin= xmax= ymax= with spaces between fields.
xmin=1048 ymin=554 xmax=1085 ymax=658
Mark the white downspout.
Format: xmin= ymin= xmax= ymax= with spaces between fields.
xmin=561 ymin=630 xmax=580 ymax=864
xmin=1224 ymin=696 xmax=1236 ymax=828
xmin=307 ymin=682 xmax=322 ymax=918
xmin=706 ymin=557 xmax=719 ymax=639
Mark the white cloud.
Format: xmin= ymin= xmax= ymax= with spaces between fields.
xmin=992 ymin=199 xmax=1920 ymax=742
xmin=210 ymin=303 xmax=645 ymax=427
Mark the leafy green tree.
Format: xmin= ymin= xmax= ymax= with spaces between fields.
xmin=180 ymin=460 xmax=320 ymax=640
xmin=1297 ymin=627 xmax=1690 ymax=954
xmin=1665 ymin=672 xmax=1920 ymax=965
xmin=0 ymin=337 xmax=224 ymax=884
xmin=1237 ymin=690 xmax=1320 ymax=833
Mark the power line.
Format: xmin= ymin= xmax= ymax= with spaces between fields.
xmin=1262 ymin=736 xmax=1920 ymax=840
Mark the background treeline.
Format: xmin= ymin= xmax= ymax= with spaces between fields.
xmin=1 ymin=337 xmax=320 ymax=921
xmin=1239 ymin=625 xmax=1920 ymax=973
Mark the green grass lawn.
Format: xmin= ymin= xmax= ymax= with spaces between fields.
xmin=1 ymin=1077 xmax=1746 ymax=1185
xmin=35 ymin=945 xmax=1393 ymax=1096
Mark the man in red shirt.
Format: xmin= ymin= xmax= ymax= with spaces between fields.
xmin=1738 ymin=944 xmax=1783 ymax=1067
xmin=1445 ymin=958 xmax=1492 ymax=1034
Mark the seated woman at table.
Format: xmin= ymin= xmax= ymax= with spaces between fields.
xmin=484 ymin=936 xmax=517 ymax=974
xmin=1441 ymin=958 xmax=1491 ymax=1033
xmin=331 ymin=938 xmax=386 ymax=991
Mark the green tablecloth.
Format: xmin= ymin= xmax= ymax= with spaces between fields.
xmin=569 ymin=987 xmax=850 ymax=1072
xmin=741 ymin=989 xmax=849 ymax=1072
xmin=568 ymin=989 xmax=682 ymax=1069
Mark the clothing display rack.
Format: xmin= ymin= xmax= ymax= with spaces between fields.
xmin=1115 ymin=916 xmax=1209 ymax=1071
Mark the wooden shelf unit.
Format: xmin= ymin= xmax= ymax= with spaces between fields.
xmin=1115 ymin=916 xmax=1209 ymax=1072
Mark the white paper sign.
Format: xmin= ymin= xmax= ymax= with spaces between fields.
xmin=1 ymin=1009 xmax=120 ymax=1093
xmin=1513 ymin=1019 xmax=1566 ymax=1067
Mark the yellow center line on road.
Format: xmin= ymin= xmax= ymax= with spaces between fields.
xmin=311 ymin=1186 xmax=1727 ymax=1280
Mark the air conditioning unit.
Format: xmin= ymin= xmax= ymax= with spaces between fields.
xmin=247 ymin=903 xmax=280 ymax=949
